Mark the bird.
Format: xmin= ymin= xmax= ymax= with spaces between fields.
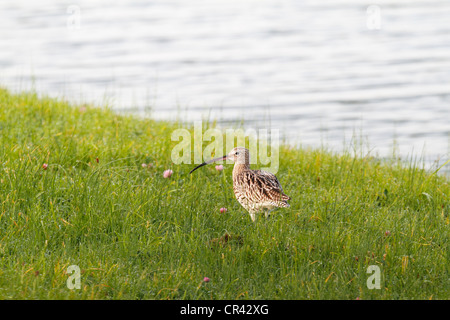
xmin=189 ymin=147 xmax=290 ymax=221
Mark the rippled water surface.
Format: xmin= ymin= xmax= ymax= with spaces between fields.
xmin=1 ymin=0 xmax=449 ymax=170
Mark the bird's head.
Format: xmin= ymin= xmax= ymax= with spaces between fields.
xmin=189 ymin=147 xmax=249 ymax=174
xmin=226 ymin=147 xmax=249 ymax=164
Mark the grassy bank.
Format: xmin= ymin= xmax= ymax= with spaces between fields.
xmin=0 ymin=88 xmax=448 ymax=299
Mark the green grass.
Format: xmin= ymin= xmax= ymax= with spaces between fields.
xmin=0 ymin=88 xmax=448 ymax=299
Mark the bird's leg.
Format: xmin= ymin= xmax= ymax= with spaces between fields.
xmin=249 ymin=211 xmax=256 ymax=222
xmin=264 ymin=209 xmax=270 ymax=219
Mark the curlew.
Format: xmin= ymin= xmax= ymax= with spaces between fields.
xmin=190 ymin=147 xmax=290 ymax=221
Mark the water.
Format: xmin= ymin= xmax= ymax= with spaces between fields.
xmin=1 ymin=0 xmax=449 ymax=172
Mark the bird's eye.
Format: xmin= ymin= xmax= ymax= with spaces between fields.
xmin=235 ymin=152 xmax=239 ymax=155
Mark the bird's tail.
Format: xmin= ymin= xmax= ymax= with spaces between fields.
xmin=281 ymin=193 xmax=291 ymax=201
xmin=278 ymin=200 xmax=290 ymax=208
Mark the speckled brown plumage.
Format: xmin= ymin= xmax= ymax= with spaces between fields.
xmin=190 ymin=146 xmax=291 ymax=221
xmin=231 ymin=148 xmax=290 ymax=221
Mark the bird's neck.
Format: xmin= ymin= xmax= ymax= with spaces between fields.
xmin=233 ymin=163 xmax=250 ymax=177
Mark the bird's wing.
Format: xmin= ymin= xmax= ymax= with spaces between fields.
xmin=256 ymin=170 xmax=291 ymax=200
xmin=236 ymin=170 xmax=290 ymax=204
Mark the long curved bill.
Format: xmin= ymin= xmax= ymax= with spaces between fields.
xmin=189 ymin=155 xmax=227 ymax=174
